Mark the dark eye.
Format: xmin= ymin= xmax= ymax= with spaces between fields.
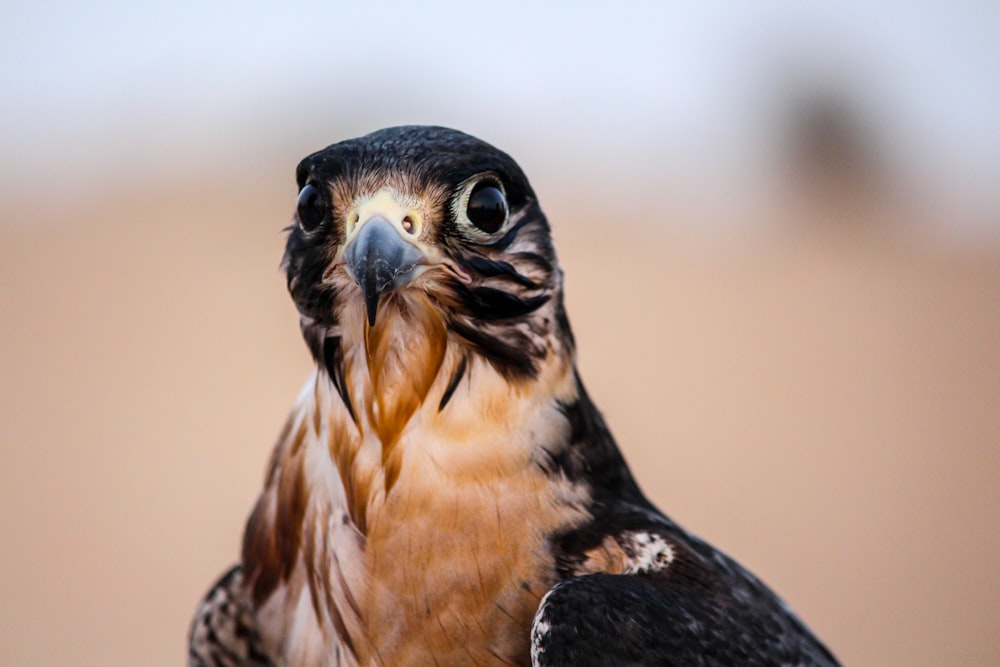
xmin=466 ymin=181 xmax=507 ymax=233
xmin=296 ymin=183 xmax=327 ymax=232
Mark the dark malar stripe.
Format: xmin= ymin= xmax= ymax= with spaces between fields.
xmin=438 ymin=355 xmax=468 ymax=411
xmin=450 ymin=280 xmax=551 ymax=320
xmin=322 ymin=337 xmax=356 ymax=421
xmin=449 ymin=320 xmax=540 ymax=379
xmin=458 ymin=255 xmax=539 ymax=288
xmin=508 ymin=250 xmax=554 ymax=274
xmin=491 ymin=215 xmax=537 ymax=251
xmin=284 ymin=244 xmax=342 ymax=323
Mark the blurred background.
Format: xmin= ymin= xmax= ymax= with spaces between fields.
xmin=1 ymin=2 xmax=998 ymax=665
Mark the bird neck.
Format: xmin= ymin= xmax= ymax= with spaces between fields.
xmin=241 ymin=296 xmax=588 ymax=614
xmin=296 ymin=293 xmax=578 ymax=534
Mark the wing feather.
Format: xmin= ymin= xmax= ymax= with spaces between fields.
xmin=188 ymin=566 xmax=276 ymax=667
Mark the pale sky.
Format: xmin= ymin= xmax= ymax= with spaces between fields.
xmin=2 ymin=1 xmax=998 ymax=236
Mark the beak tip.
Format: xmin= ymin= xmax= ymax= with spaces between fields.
xmin=345 ymin=216 xmax=425 ymax=328
xmin=365 ymin=293 xmax=379 ymax=326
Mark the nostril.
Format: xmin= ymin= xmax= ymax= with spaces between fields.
xmin=401 ymin=215 xmax=416 ymax=234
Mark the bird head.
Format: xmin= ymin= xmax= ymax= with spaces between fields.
xmin=282 ymin=126 xmax=573 ymax=385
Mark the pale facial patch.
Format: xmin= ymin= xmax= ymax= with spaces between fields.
xmin=327 ymin=178 xmax=451 ymax=249
xmin=344 ymin=189 xmax=424 ymax=241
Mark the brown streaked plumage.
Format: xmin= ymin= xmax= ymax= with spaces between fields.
xmin=362 ymin=294 xmax=447 ymax=492
xmin=189 ymin=126 xmax=841 ymax=667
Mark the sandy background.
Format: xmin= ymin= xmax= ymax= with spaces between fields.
xmin=2 ymin=4 xmax=999 ymax=666
xmin=2 ymin=173 xmax=998 ymax=665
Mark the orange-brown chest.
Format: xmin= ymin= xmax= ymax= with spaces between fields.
xmin=349 ymin=468 xmax=581 ymax=666
xmin=312 ymin=303 xmax=584 ymax=665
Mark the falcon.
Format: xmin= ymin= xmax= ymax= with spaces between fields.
xmin=189 ymin=126 xmax=840 ymax=666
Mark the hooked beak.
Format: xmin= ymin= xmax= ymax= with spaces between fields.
xmin=344 ymin=216 xmax=425 ymax=326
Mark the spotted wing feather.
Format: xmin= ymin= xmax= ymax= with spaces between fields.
xmin=188 ymin=566 xmax=276 ymax=667
xmin=532 ymin=526 xmax=840 ymax=667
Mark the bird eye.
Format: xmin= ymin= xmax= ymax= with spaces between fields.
xmin=296 ymin=184 xmax=327 ymax=232
xmin=465 ymin=181 xmax=507 ymax=233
